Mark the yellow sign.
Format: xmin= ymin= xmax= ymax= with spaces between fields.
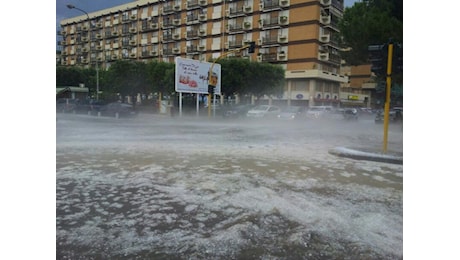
xmin=348 ymin=95 xmax=359 ymax=100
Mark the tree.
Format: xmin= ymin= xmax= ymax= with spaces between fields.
xmin=105 ymin=60 xmax=149 ymax=102
xmin=339 ymin=0 xmax=403 ymax=66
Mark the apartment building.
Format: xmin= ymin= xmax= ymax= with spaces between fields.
xmin=59 ymin=0 xmax=370 ymax=107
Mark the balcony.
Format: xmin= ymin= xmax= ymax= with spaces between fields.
xmin=258 ymin=53 xmax=277 ymax=62
xmin=226 ymin=40 xmax=243 ymax=49
xmin=227 ymin=23 xmax=245 ymax=33
xmin=226 ymin=6 xmax=248 ymax=18
xmin=260 ymin=0 xmax=287 ymax=12
xmin=186 ymin=30 xmax=200 ymax=39
xmin=186 ymin=45 xmax=199 ymax=54
xmin=187 ymin=0 xmax=201 ymax=10
xmin=259 ymin=36 xmax=280 ymax=46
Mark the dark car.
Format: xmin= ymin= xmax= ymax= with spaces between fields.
xmin=343 ymin=108 xmax=359 ymax=120
xmin=74 ymin=99 xmax=106 ymax=114
xmin=56 ymin=98 xmax=77 ymax=113
xmin=100 ymin=102 xmax=137 ymax=118
xmin=222 ymin=104 xmax=255 ymax=118
xmin=374 ymin=108 xmax=402 ymax=124
xmin=277 ymin=106 xmax=306 ymax=120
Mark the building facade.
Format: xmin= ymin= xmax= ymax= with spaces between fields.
xmin=59 ymin=0 xmax=371 ymax=107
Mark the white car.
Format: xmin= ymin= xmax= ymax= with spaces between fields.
xmin=306 ymin=106 xmax=334 ymax=119
xmin=246 ymin=105 xmax=281 ymax=118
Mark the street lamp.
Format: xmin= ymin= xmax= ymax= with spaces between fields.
xmin=67 ymin=4 xmax=100 ymax=100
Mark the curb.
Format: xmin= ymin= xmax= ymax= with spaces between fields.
xmin=329 ymin=147 xmax=403 ymax=165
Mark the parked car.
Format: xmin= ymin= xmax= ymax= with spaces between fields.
xmin=374 ymin=108 xmax=403 ymax=124
xmin=343 ymin=108 xmax=359 ymax=120
xmin=56 ymin=98 xmax=77 ymax=113
xmin=74 ymin=99 xmax=107 ymax=114
xmin=100 ymin=101 xmax=137 ymax=117
xmin=246 ymin=105 xmax=281 ymax=118
xmin=306 ymin=106 xmax=334 ymax=119
xmin=277 ymin=106 xmax=306 ymax=120
xmin=222 ymin=104 xmax=255 ymax=118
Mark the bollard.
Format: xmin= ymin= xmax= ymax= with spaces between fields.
xmin=115 ymin=112 xmax=119 ymax=119
xmin=97 ymin=111 xmax=101 ymax=117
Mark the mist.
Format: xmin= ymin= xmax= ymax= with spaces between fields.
xmin=56 ymin=112 xmax=403 ymax=259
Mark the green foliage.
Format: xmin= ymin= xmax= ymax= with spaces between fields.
xmin=56 ymin=58 xmax=285 ymax=101
xmin=339 ymin=0 xmax=403 ymax=65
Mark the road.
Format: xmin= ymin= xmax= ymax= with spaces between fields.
xmin=56 ymin=113 xmax=403 ymax=259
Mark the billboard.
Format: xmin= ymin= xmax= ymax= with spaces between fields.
xmin=175 ymin=57 xmax=221 ymax=94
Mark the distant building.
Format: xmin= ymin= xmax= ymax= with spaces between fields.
xmin=58 ymin=0 xmax=372 ymax=107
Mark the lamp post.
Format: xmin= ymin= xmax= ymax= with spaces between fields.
xmin=67 ymin=4 xmax=100 ymax=100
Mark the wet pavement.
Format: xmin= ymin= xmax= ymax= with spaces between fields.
xmin=56 ymin=113 xmax=403 ymax=259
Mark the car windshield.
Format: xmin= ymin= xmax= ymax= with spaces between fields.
xmin=283 ymin=106 xmax=301 ymax=112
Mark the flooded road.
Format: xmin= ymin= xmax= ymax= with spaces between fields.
xmin=56 ymin=113 xmax=403 ymax=259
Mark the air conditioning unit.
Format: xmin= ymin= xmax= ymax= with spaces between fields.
xmin=81 ymin=37 xmax=88 ymax=42
xmin=82 ymin=47 xmax=89 ymax=52
xmin=198 ymin=45 xmax=206 ymax=51
xmin=277 ymin=52 xmax=287 ymax=60
xmin=279 ymin=16 xmax=289 ymax=24
xmin=320 ymin=0 xmax=331 ymax=6
xmin=112 ymin=31 xmax=119 ymax=36
xmin=82 ymin=26 xmax=89 ymax=31
xmin=173 ymin=33 xmax=180 ymax=39
xmin=199 ymin=0 xmax=207 ymax=6
xmin=174 ymin=4 xmax=181 ymax=11
xmin=320 ymin=34 xmax=330 ymax=43
xmin=151 ymin=50 xmax=158 ymax=56
xmin=97 ymin=57 xmax=103 ymax=62
xmin=130 ymin=53 xmax=137 ymax=58
xmin=173 ymin=47 xmax=180 ymax=53
xmin=150 ymin=23 xmax=158 ymax=29
xmin=318 ymin=52 xmax=329 ymax=60
xmin=130 ymin=15 xmax=137 ymax=20
xmin=173 ymin=19 xmax=180 ymax=25
xmin=243 ymin=21 xmax=251 ymax=29
xmin=96 ymin=34 xmax=102 ymax=39
xmin=257 ymin=38 xmax=263 ymax=45
xmin=61 ymin=51 xmax=67 ymax=55
xmin=199 ymin=29 xmax=206 ymax=35
xmin=129 ymin=28 xmax=137 ymax=33
xmin=199 ymin=14 xmax=206 ymax=21
xmin=129 ymin=40 xmax=137 ymax=45
xmin=96 ymin=22 xmax=102 ymax=28
xmin=278 ymin=35 xmax=287 ymax=43
xmin=257 ymin=56 xmax=262 ymax=62
xmin=280 ymin=0 xmax=290 ymax=7
xmin=96 ymin=46 xmax=102 ymax=50
xmin=244 ymin=5 xmax=253 ymax=13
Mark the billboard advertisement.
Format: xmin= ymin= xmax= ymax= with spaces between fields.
xmin=175 ymin=57 xmax=221 ymax=95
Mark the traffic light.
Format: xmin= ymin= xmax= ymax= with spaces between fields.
xmin=368 ymin=44 xmax=387 ymax=77
xmin=248 ymin=41 xmax=256 ymax=53
xmin=208 ymin=85 xmax=215 ymax=95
